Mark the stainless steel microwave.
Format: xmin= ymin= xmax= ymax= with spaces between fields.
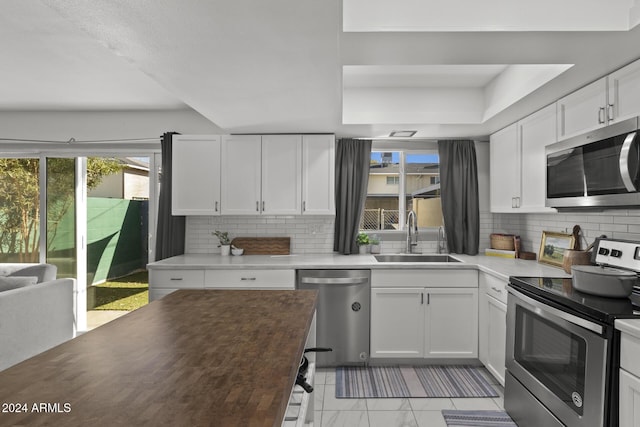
xmin=546 ymin=116 xmax=640 ymax=209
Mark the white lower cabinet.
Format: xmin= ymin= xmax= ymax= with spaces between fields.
xmin=148 ymin=268 xmax=205 ymax=302
xmin=478 ymin=273 xmax=507 ymax=386
xmin=485 ymin=295 xmax=507 ymax=385
xmin=371 ymin=288 xmax=425 ymax=358
xmin=619 ymin=369 xmax=640 ymax=427
xmin=371 ymin=283 xmax=478 ymax=359
xmin=205 ymin=269 xmax=295 ymax=289
xmin=149 ymin=268 xmax=295 ymax=301
xmin=619 ymin=322 xmax=640 ymax=427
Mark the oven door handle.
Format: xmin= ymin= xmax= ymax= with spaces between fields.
xmin=508 ymin=287 xmax=604 ymax=335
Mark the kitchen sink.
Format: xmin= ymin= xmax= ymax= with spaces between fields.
xmin=374 ymin=254 xmax=461 ymax=263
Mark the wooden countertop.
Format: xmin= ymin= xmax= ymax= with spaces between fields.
xmin=0 ymin=289 xmax=318 ymax=427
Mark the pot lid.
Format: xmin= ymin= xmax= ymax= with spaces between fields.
xmin=572 ymin=264 xmax=637 ymax=278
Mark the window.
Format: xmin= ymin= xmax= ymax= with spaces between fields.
xmin=360 ymin=150 xmax=442 ymax=231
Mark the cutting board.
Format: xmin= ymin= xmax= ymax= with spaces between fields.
xmin=230 ymin=237 xmax=291 ymax=255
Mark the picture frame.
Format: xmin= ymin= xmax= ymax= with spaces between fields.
xmin=538 ymin=231 xmax=576 ymax=267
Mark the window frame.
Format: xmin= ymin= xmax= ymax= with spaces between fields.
xmin=362 ymin=141 xmax=440 ymax=235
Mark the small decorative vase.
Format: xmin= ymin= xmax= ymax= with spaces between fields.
xmin=358 ymin=245 xmax=369 ymax=254
xmin=220 ymin=245 xmax=231 ymax=256
xmin=370 ymin=244 xmax=381 ymax=254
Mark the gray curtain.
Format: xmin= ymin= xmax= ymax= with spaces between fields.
xmin=334 ymin=138 xmax=372 ymax=254
xmin=437 ymin=140 xmax=480 ymax=255
xmin=155 ymin=132 xmax=186 ymax=261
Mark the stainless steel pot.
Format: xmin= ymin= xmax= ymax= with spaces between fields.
xmin=571 ymin=265 xmax=637 ymax=298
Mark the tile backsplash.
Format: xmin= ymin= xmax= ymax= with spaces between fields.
xmin=492 ymin=209 xmax=640 ymax=254
xmin=186 ymin=216 xmax=335 ymax=254
xmin=186 ymin=210 xmax=494 ymax=255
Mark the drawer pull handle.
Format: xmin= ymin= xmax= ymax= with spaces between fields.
xmin=170 ymin=278 xmax=183 ymax=281
xmin=491 ymin=286 xmax=502 ymax=293
xmin=241 ymin=277 xmax=257 ymax=281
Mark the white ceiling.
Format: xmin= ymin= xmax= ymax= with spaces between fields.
xmin=2 ymin=0 xmax=640 ymax=140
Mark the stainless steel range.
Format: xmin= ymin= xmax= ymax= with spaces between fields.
xmin=505 ymin=237 xmax=640 ymax=427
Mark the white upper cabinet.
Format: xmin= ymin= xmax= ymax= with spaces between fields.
xmin=221 ymin=135 xmax=262 ymax=215
xmin=519 ymin=103 xmax=557 ymax=212
xmin=490 ymin=104 xmax=557 ymax=213
xmin=557 ymin=58 xmax=640 ymax=140
xmin=172 ymin=135 xmax=221 ymax=216
xmin=261 ymin=135 xmax=302 ymax=215
xmin=174 ymin=133 xmax=335 ymax=217
xmin=302 ymin=135 xmax=335 ymax=215
xmin=490 ymin=123 xmax=520 ymax=212
xmin=557 ymin=78 xmax=608 ymax=139
xmin=608 ymin=59 xmax=640 ymax=123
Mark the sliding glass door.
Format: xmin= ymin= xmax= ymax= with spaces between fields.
xmin=0 ymin=158 xmax=41 ymax=263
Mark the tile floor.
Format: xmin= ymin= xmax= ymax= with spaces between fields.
xmin=312 ymin=367 xmax=505 ymax=427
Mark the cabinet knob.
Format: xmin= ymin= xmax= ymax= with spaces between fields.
xmin=491 ymin=286 xmax=503 ymax=293
xmin=262 ymin=201 xmax=265 ymax=211
xmin=215 ymin=201 xmax=219 ymax=212
xmin=598 ymin=107 xmax=606 ymax=124
xmin=256 ymin=201 xmax=259 ymax=211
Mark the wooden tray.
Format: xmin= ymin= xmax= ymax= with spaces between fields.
xmin=230 ymin=237 xmax=291 ymax=255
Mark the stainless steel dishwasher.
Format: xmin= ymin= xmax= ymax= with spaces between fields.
xmin=296 ymin=269 xmax=370 ymax=367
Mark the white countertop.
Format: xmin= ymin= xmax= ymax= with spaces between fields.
xmin=148 ymin=252 xmax=570 ymax=281
xmin=616 ymin=319 xmax=640 ymax=339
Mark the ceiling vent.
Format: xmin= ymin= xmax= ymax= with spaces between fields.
xmin=389 ymin=130 xmax=417 ymax=137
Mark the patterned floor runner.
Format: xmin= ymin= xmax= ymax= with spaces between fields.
xmin=335 ymin=365 xmax=498 ymax=398
xmin=442 ymin=410 xmax=517 ymax=426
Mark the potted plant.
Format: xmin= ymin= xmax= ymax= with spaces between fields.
xmin=213 ymin=230 xmax=231 ymax=256
xmin=369 ymin=234 xmax=381 ymax=254
xmin=356 ymin=232 xmax=370 ymax=254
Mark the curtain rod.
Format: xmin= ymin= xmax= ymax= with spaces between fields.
xmin=0 ymin=137 xmax=160 ymax=144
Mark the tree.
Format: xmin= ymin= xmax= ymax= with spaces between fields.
xmin=0 ymin=158 xmax=123 ymax=262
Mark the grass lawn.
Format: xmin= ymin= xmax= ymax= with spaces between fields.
xmin=92 ymin=270 xmax=149 ymax=311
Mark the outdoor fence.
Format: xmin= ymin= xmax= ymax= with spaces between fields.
xmin=361 ymin=208 xmax=400 ymax=230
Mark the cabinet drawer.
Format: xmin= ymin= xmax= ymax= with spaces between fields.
xmin=150 ymin=269 xmax=205 ymax=288
xmin=621 ymin=331 xmax=640 ymax=378
xmin=205 ymin=269 xmax=295 ymax=289
xmin=481 ymin=273 xmax=508 ymax=304
xmin=371 ymin=269 xmax=477 ymax=288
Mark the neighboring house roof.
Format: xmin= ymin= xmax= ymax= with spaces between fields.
xmin=370 ymin=163 xmax=439 ymax=175
xmin=412 ymin=183 xmax=441 ymax=197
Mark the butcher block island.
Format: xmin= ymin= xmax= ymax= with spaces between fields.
xmin=0 ymin=289 xmax=318 ymax=427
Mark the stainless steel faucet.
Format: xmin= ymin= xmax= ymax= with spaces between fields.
xmin=406 ymin=210 xmax=418 ymax=253
xmin=437 ymin=225 xmax=447 ymax=254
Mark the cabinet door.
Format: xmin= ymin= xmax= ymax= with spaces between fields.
xmin=557 ymin=77 xmax=607 ymax=139
xmin=425 ymin=288 xmax=478 ymax=358
xmin=371 ymin=288 xmax=424 ymax=358
xmin=490 ymin=123 xmax=520 ymax=212
xmin=221 ymin=135 xmax=262 ymax=214
xmin=261 ymin=135 xmax=302 ymax=215
xmin=486 ymin=295 xmax=507 ymax=386
xmin=518 ymin=104 xmax=557 ymax=212
xmin=302 ymin=135 xmax=335 ymax=215
xmin=619 ymin=369 xmax=640 ymax=427
xmin=608 ymin=58 xmax=640 ymax=124
xmin=172 ymin=135 xmax=221 ymax=215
